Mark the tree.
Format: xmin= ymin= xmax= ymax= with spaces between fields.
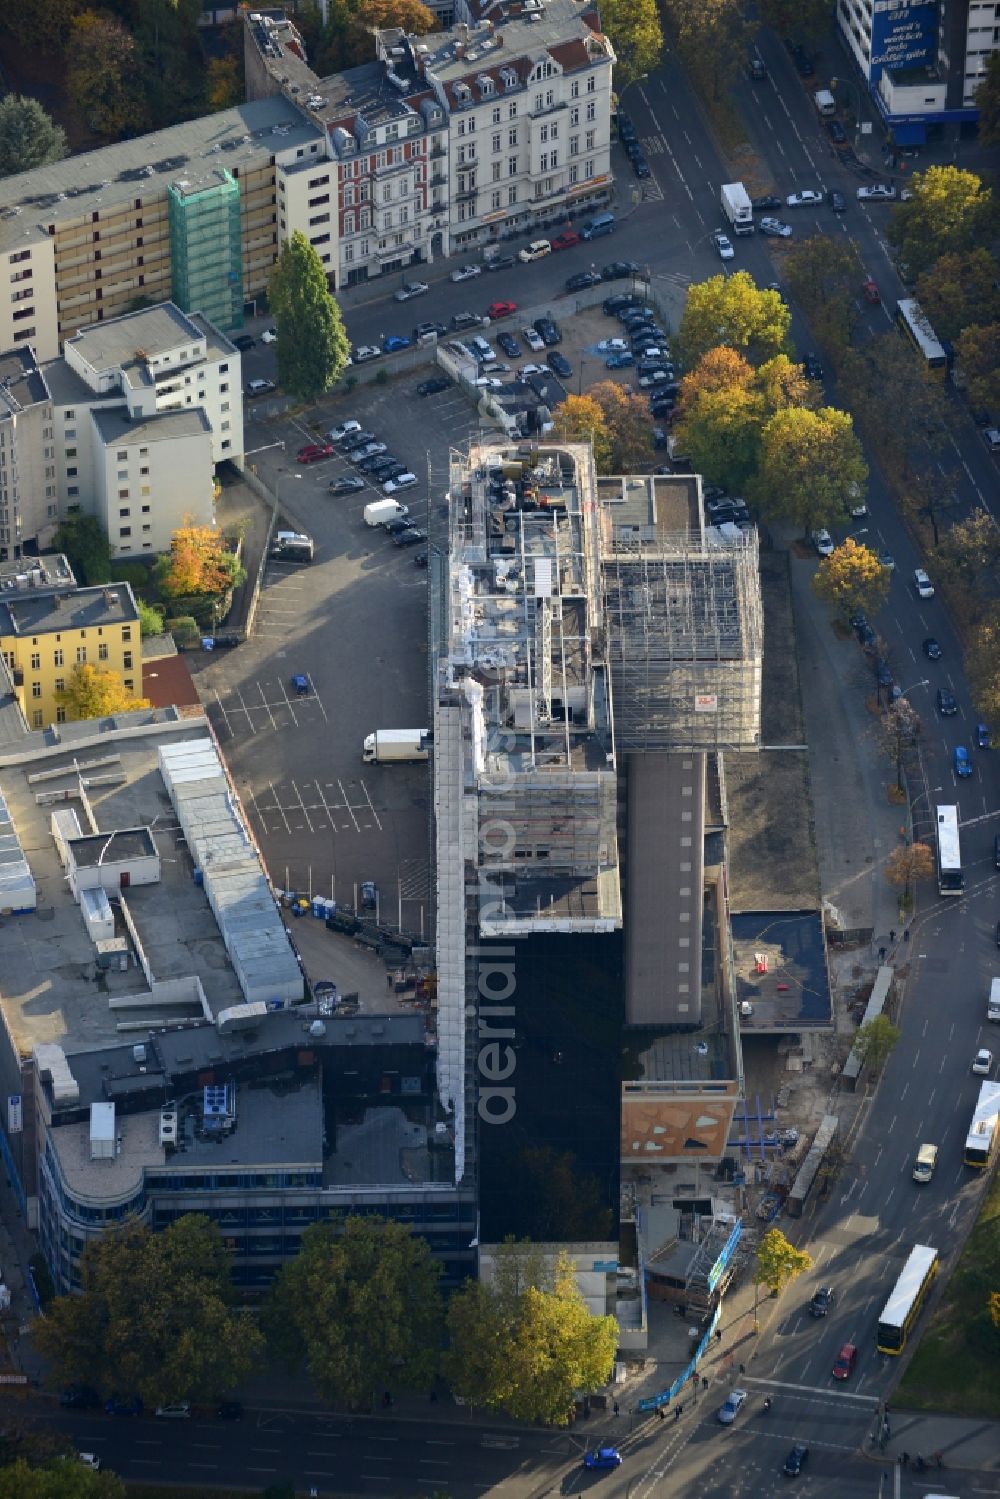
xmin=905 ymin=463 xmax=961 ymax=546
xmin=599 ymin=0 xmax=663 ymax=88
xmin=54 ymin=510 xmax=113 ymax=585
xmin=674 ymin=349 xmax=812 ymax=492
xmin=914 ymin=249 xmax=1000 ymax=344
xmin=854 ymin=1014 xmax=902 ymax=1073
xmin=35 ymin=1217 xmax=262 ymax=1407
xmin=884 ymin=840 xmax=934 ymax=896
xmin=887 ymin=165 xmax=994 ymax=281
xmin=755 ymin=0 xmax=828 ymax=46
xmin=445 ymin=1245 xmax=618 ymax=1425
xmin=268 ymin=232 xmax=351 ymax=402
xmin=783 ymin=234 xmax=864 ymax=351
xmin=966 ymin=608 xmax=1000 ymax=735
xmin=753 ymin=1228 xmax=812 ymax=1325
xmin=503 ymin=1146 xmax=614 ymax=1240
xmin=839 ymin=333 xmax=951 ymax=480
xmin=750 ymin=405 xmax=868 ymax=536
xmin=876 ymin=700 xmax=922 ymax=791
xmin=933 ymin=507 xmax=1000 ymax=623
xmin=588 ymin=381 xmax=655 ymax=471
xmin=56 ymin=664 xmax=150 ymax=720
xmin=551 ymin=393 xmax=612 ymax=471
xmin=955 ymin=321 xmax=1000 ymax=415
xmin=812 ymin=537 xmax=889 ymax=623
xmin=0 ymin=1456 xmax=125 ymax=1497
xmin=0 ymin=96 xmax=66 ymax=178
xmin=975 ymin=51 xmax=1000 ymax=147
xmin=676 ymin=272 xmax=791 ymax=370
xmin=205 ymin=55 xmax=243 ymax=112
xmin=666 ymin=0 xmax=748 ymax=103
xmin=154 ymin=526 xmax=245 ymax=600
xmin=137 ymin=599 xmax=165 ymax=637
xmin=126 ymin=0 xmax=205 ymax=128
xmin=0 ymin=0 xmax=86 ymax=51
xmin=66 ymin=11 xmax=151 ymax=139
xmin=265 ymin=1217 xmax=443 ymax=1408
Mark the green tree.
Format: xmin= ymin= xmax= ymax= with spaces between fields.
xmin=666 ymin=0 xmax=748 ymax=103
xmin=753 ymin=1228 xmax=812 ymax=1325
xmin=955 ymin=321 xmax=1000 ymax=415
xmin=0 ymin=1456 xmax=125 ymax=1497
xmin=126 ymin=0 xmax=205 ymax=127
xmin=783 ymin=234 xmax=864 ymax=351
xmin=887 ymin=165 xmax=994 ymax=280
xmin=674 ymin=348 xmax=812 ymax=492
xmin=67 ymin=10 xmax=150 ymax=139
xmin=0 ymin=0 xmax=86 ymax=51
xmin=35 ymin=1217 xmax=262 ymax=1405
xmin=839 ymin=333 xmax=951 ymax=481
xmin=933 ymin=507 xmax=1000 ymax=622
xmin=812 ymin=536 xmax=889 ymax=623
xmin=854 ymin=1014 xmax=902 ymax=1073
xmin=54 ymin=509 xmax=113 ymax=585
xmin=154 ymin=525 xmax=245 ymax=601
xmin=750 ymin=405 xmax=868 ymax=536
xmin=265 ymin=1217 xmax=443 ymax=1408
xmin=551 ymin=393 xmax=613 ymax=471
xmin=975 ymin=51 xmax=1000 ymax=147
xmin=137 ymin=599 xmax=165 ymax=637
xmin=588 ymin=381 xmax=655 ymax=471
xmin=755 ymin=0 xmax=828 ymax=46
xmin=268 ymin=232 xmax=350 ymax=402
xmin=904 ymin=462 xmax=961 ymax=547
xmin=0 ymin=96 xmax=67 ymax=178
xmin=677 ymin=272 xmax=791 ymax=370
xmin=600 ymin=0 xmax=663 ymax=88
xmin=966 ymin=607 xmax=1000 ymax=736
xmin=914 ymin=249 xmax=1000 ymax=343
xmin=445 ymin=1245 xmax=617 ymax=1425
xmin=205 ymin=54 xmax=243 ymax=111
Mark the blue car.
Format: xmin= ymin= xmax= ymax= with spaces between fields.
xmin=106 ymin=1395 xmax=143 ymax=1416
xmin=583 ymin=1446 xmax=622 ymax=1470
xmin=975 ymin=722 xmax=991 ymax=749
xmin=383 ymin=334 xmax=411 ymax=353
xmin=290 ymin=674 xmax=310 ymax=697
xmin=954 ymin=745 xmax=972 ymax=778
xmin=606 ymin=352 xmax=635 ymax=369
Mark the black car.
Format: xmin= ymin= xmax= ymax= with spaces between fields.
xmin=383 ymin=517 xmax=412 ymax=536
xmin=827 ymin=189 xmax=847 ymax=213
xmin=602 ymin=260 xmax=640 ymax=280
xmin=566 ymin=271 xmax=602 ymax=292
xmin=922 ymin=637 xmax=942 ymax=660
xmin=413 ymin=321 xmax=446 ymax=340
xmin=633 ymin=157 xmax=651 ymax=179
xmin=485 ymin=254 xmax=516 ymax=271
xmin=619 ymin=305 xmax=655 ymax=323
xmin=603 ymin=293 xmax=643 ymax=315
xmin=60 ymin=1385 xmax=101 ymax=1408
xmin=937 ymin=687 xmax=958 ymax=715
xmin=340 ymin=429 xmax=376 ymax=450
xmin=858 ymin=622 xmax=877 ymax=650
xmin=378 ymin=462 xmax=409 ymax=481
xmin=826 ymin=119 xmax=847 ymax=145
xmin=548 ymin=351 xmax=572 ymax=379
xmin=783 ymin=1443 xmax=809 ymax=1477
xmin=356 ymin=452 xmax=391 ymax=472
xmin=417 ymin=375 xmax=451 ymax=396
xmin=393 ymin=527 xmax=427 ymax=547
xmin=803 ymin=353 xmax=824 ymax=380
xmin=751 ymin=194 xmax=782 ymax=211
xmin=497 ymin=331 xmax=522 ymax=358
xmin=534 ymin=316 xmax=561 ymax=346
xmin=217 ymin=1401 xmax=243 ymax=1420
xmin=876 ymin=660 xmax=893 ymax=689
xmin=330 ymin=474 xmax=365 ymax=494
xmin=451 ymin=310 xmax=481 ymax=330
xmin=809 ymin=1286 xmax=835 ymax=1318
xmin=233 ymin=334 xmax=256 ymax=351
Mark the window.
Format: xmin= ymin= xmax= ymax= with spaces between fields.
xmin=534 ymin=93 xmax=543 ymax=111
xmin=118 ymin=508 xmax=130 ymax=518
xmin=117 ymin=469 xmax=128 ymax=481
xmin=586 ymin=129 xmax=595 ymax=148
xmin=98 ymin=643 xmax=109 ymax=661
xmin=507 ymin=184 xmax=517 ymax=205
xmin=570 ymin=107 xmax=579 ymax=126
xmin=546 ymin=89 xmax=554 ymax=106
xmin=491 ymin=190 xmax=502 ymax=210
xmin=312 ymin=233 xmax=330 ymax=245
xmin=540 ymin=153 xmax=549 ymax=172
xmin=119 ymin=527 xmax=132 ymax=539
xmin=508 ymin=156 xmax=518 ymax=176
xmin=509 ymin=102 xmax=517 ymax=119
xmin=123 ymin=651 xmax=133 ymax=670
xmin=344 ymin=211 xmax=355 ymax=234
xmin=309 ymin=212 xmax=330 ymax=225
xmin=492 ymin=106 xmax=501 ymax=123
xmin=30 ymin=652 xmax=40 ymax=670
xmin=54 ymin=678 xmax=64 ymax=693
xmin=585 ymin=159 xmax=594 ymax=178
xmin=307 ymin=193 xmax=330 ymax=207
xmin=569 ymin=163 xmax=579 ymax=184
xmin=571 ymin=80 xmax=580 ymax=98
xmin=570 ymin=136 xmax=579 ymax=157
xmin=76 ymin=646 xmax=87 ymax=664
xmin=492 ymin=132 xmax=501 ymax=153
xmin=118 ymin=489 xmax=129 ymax=500
xmin=124 ymin=680 xmax=134 ymax=692
xmin=67 ymin=486 xmax=78 ymax=497
xmin=540 ymin=125 xmax=549 ymax=142
xmin=64 ymin=409 xmax=75 ymax=420
xmin=508 ymin=127 xmax=518 ymax=146
xmin=117 ymin=450 xmax=127 ymax=460
xmin=122 ymin=630 xmax=132 ymax=646
xmin=32 ymin=710 xmax=42 ymax=729
xmin=55 ymin=707 xmax=66 ymax=724
xmin=31 ymin=682 xmax=41 ymax=699
xmin=588 ymin=75 xmax=596 ymax=92
xmin=308 ymin=173 xmax=330 ymax=188
xmin=586 ymin=101 xmax=596 ymax=121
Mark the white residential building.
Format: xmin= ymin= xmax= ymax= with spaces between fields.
xmin=0 ymin=347 xmax=59 ymax=561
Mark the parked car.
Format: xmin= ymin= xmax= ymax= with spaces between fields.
xmin=566 ymin=271 xmax=602 ymax=291
xmin=384 ymin=473 xmax=417 ymax=493
xmin=290 ymin=674 xmax=310 ymax=697
xmin=975 ymin=722 xmax=991 ymax=748
xmin=328 ymin=419 xmax=361 ymax=443
xmin=352 ymin=344 xmax=381 ymax=362
xmin=751 ymin=194 xmax=782 ymax=211
xmin=485 ymin=254 xmax=515 ymax=271
xmin=382 ymin=334 xmax=411 ymax=353
xmin=548 ymin=351 xmax=572 ymax=378
xmin=602 ymin=260 xmax=640 ymax=279
xmin=330 ymin=474 xmax=366 ymax=494
xmin=803 ymin=352 xmax=824 ymax=380
xmin=451 ymin=310 xmax=482 ymax=330
xmin=413 ymin=320 xmax=446 ymax=340
xmin=485 ymin=300 xmax=517 ymax=320
xmin=603 ymin=293 xmax=643 ymax=314
xmin=954 ymin=745 xmax=972 ymax=778
xmin=857 ymin=183 xmax=896 ymax=201
xmin=878 ymin=550 xmax=895 ymax=572
xmin=520 ymin=363 xmax=549 ymax=378
xmin=522 ymin=326 xmax=545 ymax=352
xmin=826 ymin=119 xmax=848 ymax=144
xmin=60 ymin=1386 xmax=101 ymax=1408
xmin=982 ymin=426 xmax=1000 ymax=452
xmin=245 ymin=378 xmax=276 ymax=396
xmin=972 ymin=1047 xmax=993 ymax=1074
xmin=261 ymin=327 xmax=277 ymax=343
xmin=760 ymin=217 xmax=792 ymax=237
xmin=811 ymin=530 xmax=834 ymax=556
xmin=494 ymin=331 xmax=520 ymax=357
xmin=417 ymin=376 xmax=452 ymax=397
xmin=106 ymin=1395 xmax=143 ymax=1417
xmin=155 ymin=1403 xmax=192 ymax=1419
xmin=717 ymin=1389 xmax=748 ymax=1425
xmin=233 ymin=334 xmax=256 ymax=352
xmin=913 ymin=567 xmax=934 ymax=599
xmin=393 ymin=527 xmax=427 ymax=547
xmin=786 ymin=189 xmax=823 ymax=207
xmin=518 ymin=239 xmax=552 ymax=262
xmin=534 ymin=316 xmax=561 ymax=346
xmin=340 ymin=429 xmax=376 ymax=450
xmin=606 ymin=352 xmax=635 ymax=369
xmin=633 ymin=155 xmax=651 ymax=179
xmin=393 ymin=281 xmax=428 ymax=302
xmin=713 ymin=231 xmax=735 ymax=260
xmin=296 ymin=443 xmax=335 ymax=463
xmin=450 ymin=263 xmax=482 ymax=281
xmin=549 ymin=230 xmax=581 ymax=251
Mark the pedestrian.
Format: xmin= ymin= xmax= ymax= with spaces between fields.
xmin=673 ymin=1407 xmax=681 ymax=1422
xmin=716 ymin=1329 xmax=723 ymax=1345
xmin=900 ymin=1451 xmax=909 ymax=1467
xmin=738 ymin=1363 xmax=745 ymax=1375
xmin=657 ymin=1407 xmax=666 ymax=1421
xmin=878 ymin=946 xmax=886 ymax=961
xmin=932 ymin=1451 xmax=944 ymax=1469
xmin=903 ymin=929 xmax=910 ymax=942
xmin=386 ymin=973 xmax=393 ymax=990
xmin=889 ymin=929 xmax=896 ymax=942
xmin=701 ymin=1376 xmax=709 ymax=1391
xmin=613 ymin=1401 xmax=620 ymax=1418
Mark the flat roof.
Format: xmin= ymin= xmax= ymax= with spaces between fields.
xmin=91 ymin=406 xmax=212 ymax=447
xmin=731 ymin=911 xmax=833 ymax=1032
xmin=0 ymin=346 xmax=49 ymax=413
xmin=0 ymin=581 xmax=138 ymax=638
xmin=67 ymin=302 xmax=207 ymax=372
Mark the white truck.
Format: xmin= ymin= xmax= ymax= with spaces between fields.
xmin=720 ymin=182 xmax=754 ymax=235
xmin=989 ymin=977 xmax=1000 ymax=1022
xmin=814 ymin=89 xmax=837 ymax=117
xmin=362 ymin=729 xmax=430 ymax=764
xmin=363 ymin=498 xmax=409 ymax=527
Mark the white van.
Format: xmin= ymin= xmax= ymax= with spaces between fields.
xmin=912 ymin=1143 xmax=938 ymax=1182
xmin=384 ymin=473 xmax=417 ymax=493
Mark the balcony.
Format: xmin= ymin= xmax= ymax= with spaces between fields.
xmin=430 ymin=145 xmax=447 ymax=160
xmin=429 ymin=171 xmax=447 ymax=188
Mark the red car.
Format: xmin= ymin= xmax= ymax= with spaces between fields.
xmin=832 ymin=1344 xmax=857 ymax=1380
xmin=550 ymin=230 xmax=581 ymax=251
xmin=296 ymin=443 xmax=335 ymax=463
xmin=861 ymin=277 xmax=880 ymax=305
xmin=485 ymin=300 xmax=517 ymax=320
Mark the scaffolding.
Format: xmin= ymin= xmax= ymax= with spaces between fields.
xmin=168 ymin=169 xmax=243 ymax=332
xmin=601 ymin=528 xmax=763 ymax=752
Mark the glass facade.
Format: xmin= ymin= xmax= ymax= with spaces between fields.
xmin=168 ymin=169 xmax=243 ymax=331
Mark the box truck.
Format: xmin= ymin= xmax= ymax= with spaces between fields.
xmin=362 ymin=729 xmax=430 ymax=764
xmin=814 ymin=89 xmax=837 ymax=116
xmin=364 ymin=499 xmax=410 ymax=527
xmin=989 ymin=977 xmax=1000 ymax=1022
xmin=720 ymin=182 xmax=754 ymax=235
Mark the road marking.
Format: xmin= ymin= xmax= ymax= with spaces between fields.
xmin=749 ymin=1377 xmax=877 ymax=1402
xmin=338 ymin=777 xmax=361 ymax=833
xmin=290 ymin=780 xmax=316 ymax=834
xmin=357 ymin=778 xmax=384 ymax=833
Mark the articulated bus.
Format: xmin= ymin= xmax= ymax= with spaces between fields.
xmin=935 ymin=805 xmax=963 ymax=896
xmin=964 ymin=1081 xmax=1000 ymax=1168
xmin=896 ymin=298 xmax=949 ymax=378
xmin=876 ymin=1244 xmax=939 ymax=1354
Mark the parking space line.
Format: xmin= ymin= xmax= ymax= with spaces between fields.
xmin=313 ymin=781 xmax=342 ymax=829
xmin=290 ymin=781 xmax=316 ymax=834
xmin=211 ymin=688 xmax=236 ymax=739
xmin=244 ymin=784 xmax=269 ymax=833
xmin=257 ymin=681 xmax=280 ymax=732
xmin=337 ymin=779 xmax=361 ymax=833
xmin=311 ymin=684 xmax=329 ymax=722
xmin=268 ymin=782 xmax=293 ymax=835
xmin=357 ymin=778 xmax=383 ymax=833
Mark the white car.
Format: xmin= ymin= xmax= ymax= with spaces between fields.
xmin=393 ymin=281 xmax=429 ymax=301
xmin=518 ymin=239 xmax=552 ymax=263
xmin=328 ymin=419 xmax=361 ymax=443
xmin=155 ymin=1403 xmax=191 ymax=1419
xmin=713 ymin=231 xmax=735 ymax=261
xmin=352 ymin=345 xmax=381 ymax=362
xmin=79 ymin=1453 xmax=101 ymax=1470
xmin=520 ymin=363 xmax=549 ymax=377
xmin=913 ymin=568 xmax=934 ymax=599
xmin=848 ymin=483 xmax=867 ymax=518
xmin=812 ymin=529 xmax=834 ymax=556
xmin=598 ymin=338 xmax=629 ymax=353
xmin=450 ymin=263 xmax=482 ymax=282
xmin=760 ymin=216 xmax=792 ymax=237
xmin=261 ymin=327 xmax=278 ymax=344
xmin=474 ymin=376 xmax=504 ymax=389
xmin=522 ymin=326 xmax=546 ymax=352
xmin=717 ymin=1389 xmax=748 ymax=1425
xmin=972 ymin=1048 xmax=993 ymax=1075
xmin=982 ymin=427 xmax=1000 ymax=452
xmin=857 ymin=183 xmax=897 ymax=201
xmin=384 ymin=473 xmax=418 ymax=493
xmin=786 ymin=189 xmax=823 ymax=207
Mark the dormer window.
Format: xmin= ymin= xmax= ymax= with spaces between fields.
xmin=477 ymin=74 xmax=494 ymax=97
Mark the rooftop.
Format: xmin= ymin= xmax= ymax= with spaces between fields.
xmin=0 ymin=580 xmax=138 ymax=638
xmin=0 ymin=553 xmax=76 ymax=595
xmin=66 ymin=302 xmax=213 ymax=375
xmin=91 ymin=406 xmax=213 ymax=448
xmin=0 ymin=346 xmax=50 ymax=415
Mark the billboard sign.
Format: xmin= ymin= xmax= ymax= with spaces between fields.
xmin=870 ymin=0 xmax=936 ymax=72
xmin=7 ymin=1095 xmax=21 ymax=1135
